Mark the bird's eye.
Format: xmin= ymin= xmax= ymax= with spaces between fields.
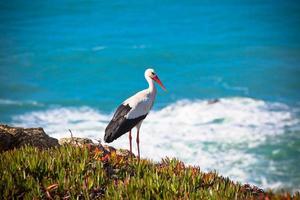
xmin=151 ymin=72 xmax=155 ymax=75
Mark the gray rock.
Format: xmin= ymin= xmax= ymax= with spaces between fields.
xmin=58 ymin=137 xmax=135 ymax=157
xmin=0 ymin=124 xmax=59 ymax=152
xmin=59 ymin=137 xmax=94 ymax=146
xmin=116 ymin=149 xmax=135 ymax=158
xmin=0 ymin=129 xmax=14 ymax=152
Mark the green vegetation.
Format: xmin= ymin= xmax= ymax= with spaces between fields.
xmin=0 ymin=145 xmax=299 ymax=199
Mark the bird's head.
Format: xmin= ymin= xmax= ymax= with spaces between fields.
xmin=145 ymin=68 xmax=166 ymax=91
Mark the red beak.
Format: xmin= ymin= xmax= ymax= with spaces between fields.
xmin=152 ymin=75 xmax=166 ymax=91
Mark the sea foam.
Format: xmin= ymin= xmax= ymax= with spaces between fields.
xmin=12 ymin=97 xmax=300 ymax=190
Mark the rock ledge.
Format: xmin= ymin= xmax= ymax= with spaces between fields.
xmin=0 ymin=124 xmax=59 ymax=152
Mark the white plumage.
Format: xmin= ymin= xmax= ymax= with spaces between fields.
xmin=104 ymin=68 xmax=166 ymax=159
xmin=124 ymin=89 xmax=156 ymax=119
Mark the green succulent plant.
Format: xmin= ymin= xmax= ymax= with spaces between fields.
xmin=0 ymin=145 xmax=298 ymax=199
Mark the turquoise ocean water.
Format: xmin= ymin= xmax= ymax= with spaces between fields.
xmin=1 ymin=0 xmax=300 ymax=191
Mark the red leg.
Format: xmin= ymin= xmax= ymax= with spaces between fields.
xmin=129 ymin=130 xmax=132 ymax=158
xmin=136 ymin=128 xmax=140 ymax=160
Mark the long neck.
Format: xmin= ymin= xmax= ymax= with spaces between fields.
xmin=146 ymin=76 xmax=156 ymax=93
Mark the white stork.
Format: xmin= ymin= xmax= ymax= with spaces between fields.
xmin=104 ymin=68 xmax=166 ymax=159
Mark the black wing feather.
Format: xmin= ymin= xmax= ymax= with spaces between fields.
xmin=104 ymin=104 xmax=147 ymax=143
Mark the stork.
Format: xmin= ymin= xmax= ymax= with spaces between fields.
xmin=104 ymin=68 xmax=166 ymax=159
